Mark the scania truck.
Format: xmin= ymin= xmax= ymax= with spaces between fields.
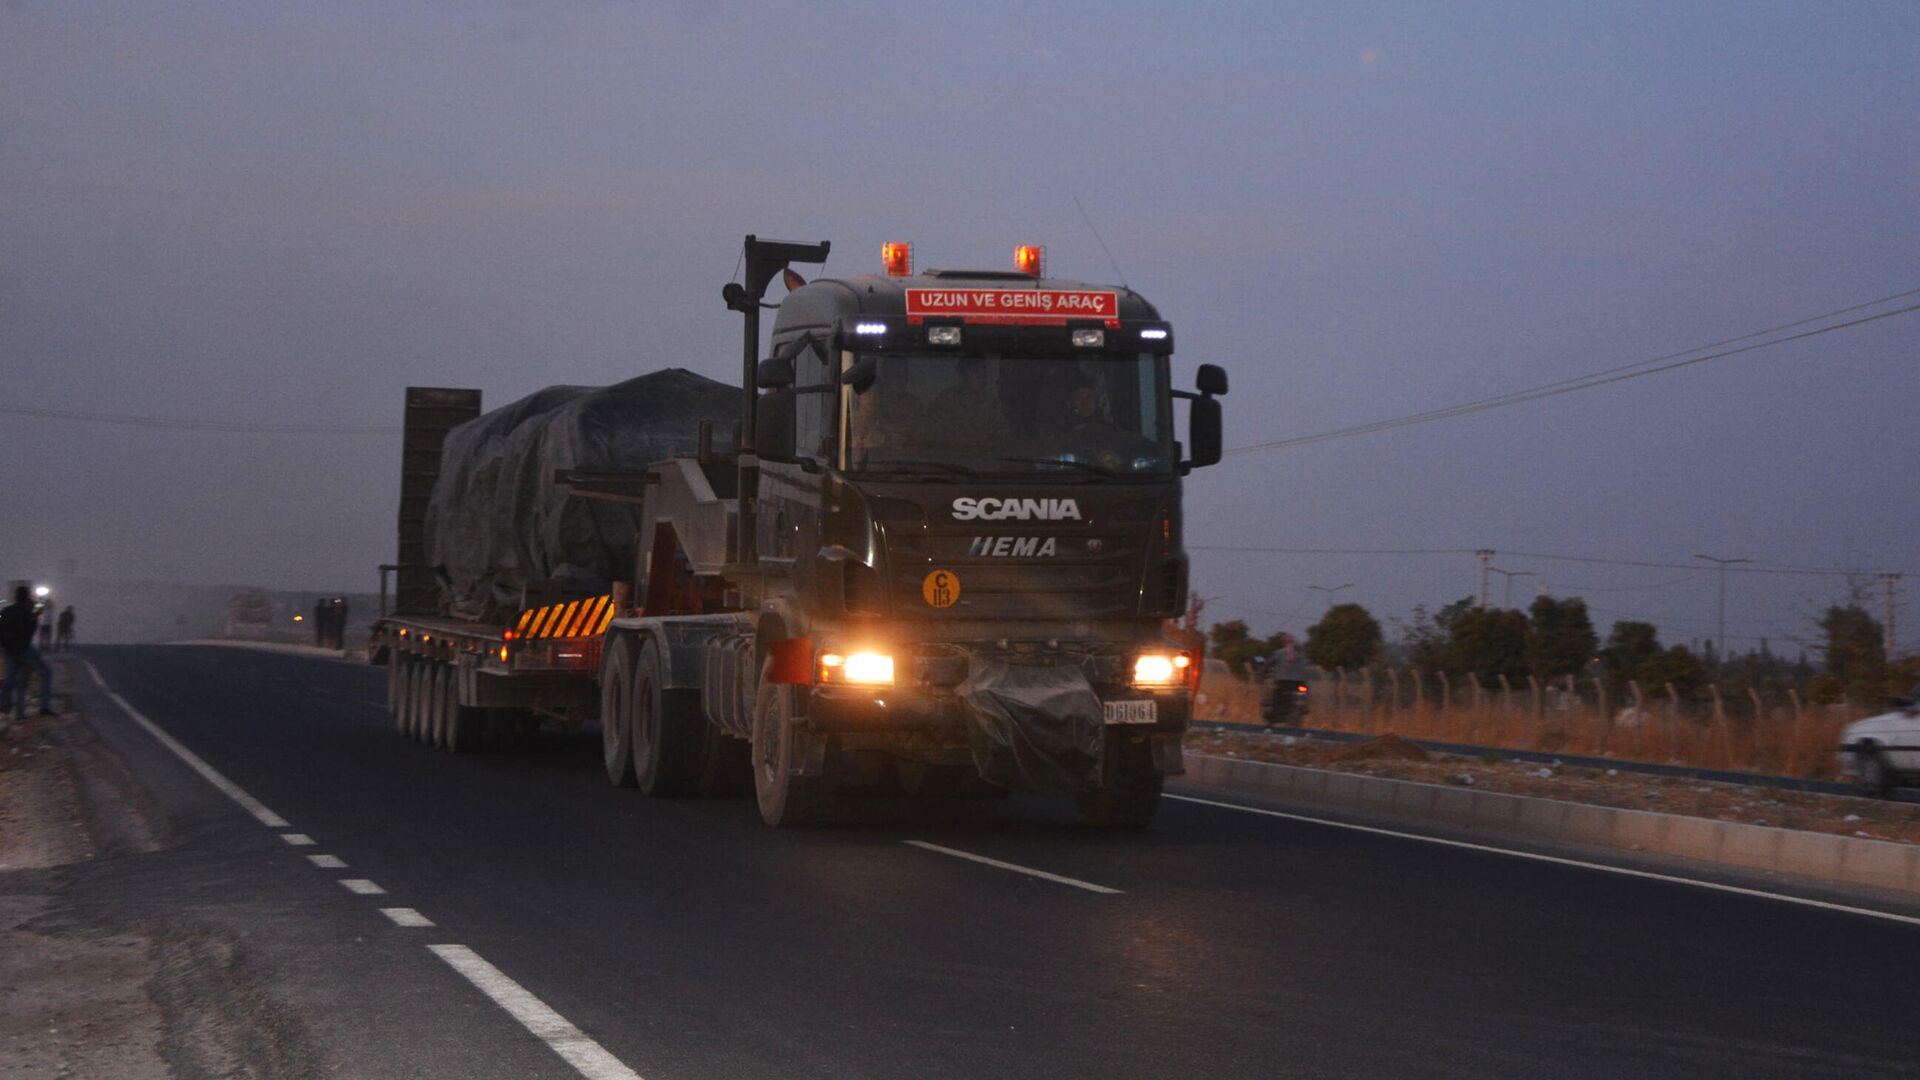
xmin=372 ymin=236 xmax=1228 ymax=826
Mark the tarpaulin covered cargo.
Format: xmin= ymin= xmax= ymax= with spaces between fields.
xmin=956 ymin=660 xmax=1105 ymax=792
xmin=423 ymin=368 xmax=740 ymax=622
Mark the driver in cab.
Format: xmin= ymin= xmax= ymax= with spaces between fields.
xmin=848 ymin=370 xmax=924 ymax=463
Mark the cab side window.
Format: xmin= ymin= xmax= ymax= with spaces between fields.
xmin=792 ymin=338 xmax=835 ymax=464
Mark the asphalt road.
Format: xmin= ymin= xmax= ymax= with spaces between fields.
xmin=69 ymin=644 xmax=1920 ymax=1079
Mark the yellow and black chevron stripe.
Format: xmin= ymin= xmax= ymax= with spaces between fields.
xmin=513 ymin=594 xmax=616 ymax=640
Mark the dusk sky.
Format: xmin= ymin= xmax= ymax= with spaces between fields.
xmin=4 ymin=1 xmax=1916 ymax=653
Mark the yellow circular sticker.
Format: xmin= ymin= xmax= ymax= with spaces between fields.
xmin=922 ymin=570 xmax=961 ymax=608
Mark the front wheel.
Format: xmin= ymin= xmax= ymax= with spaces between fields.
xmin=751 ymin=669 xmax=830 ymax=826
xmin=1076 ymin=732 xmax=1163 ymax=828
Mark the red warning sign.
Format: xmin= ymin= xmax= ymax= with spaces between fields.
xmin=905 ymin=289 xmax=1119 ymax=325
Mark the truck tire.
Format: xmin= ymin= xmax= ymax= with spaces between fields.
xmin=601 ymin=636 xmax=636 ymax=787
xmin=1075 ymin=732 xmax=1162 ymax=829
xmin=751 ymin=670 xmax=829 ymax=826
xmin=632 ymin=638 xmax=709 ymax=797
xmin=392 ymin=654 xmax=413 ymax=736
xmin=430 ymin=662 xmax=455 ymax=750
xmin=440 ymin=666 xmax=483 ymax=754
xmin=408 ymin=658 xmax=435 ymax=743
xmin=388 ymin=653 xmax=407 ymax=727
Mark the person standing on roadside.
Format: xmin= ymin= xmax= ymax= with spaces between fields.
xmin=55 ymin=607 xmax=75 ymax=651
xmin=0 ymin=586 xmax=57 ymax=718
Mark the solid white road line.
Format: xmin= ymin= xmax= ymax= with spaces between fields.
xmin=429 ymin=944 xmax=643 ymax=1080
xmin=380 ymin=908 xmax=435 ymax=928
xmin=308 ymin=854 xmax=347 ymax=869
xmin=903 ymin=840 xmax=1123 ymax=894
xmin=85 ymin=656 xmax=637 ymax=1078
xmin=1163 ymin=792 xmax=1920 ymax=929
xmin=83 ymin=660 xmax=291 ymax=829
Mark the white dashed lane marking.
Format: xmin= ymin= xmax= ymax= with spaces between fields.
xmin=87 ymin=656 xmax=650 ymax=1080
xmin=430 ymin=945 xmax=643 ymax=1080
xmin=380 ymin=908 xmax=435 ymax=928
xmin=903 ymin=840 xmax=1122 ymax=894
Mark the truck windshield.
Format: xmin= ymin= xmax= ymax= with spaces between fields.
xmin=844 ymin=352 xmax=1172 ymax=478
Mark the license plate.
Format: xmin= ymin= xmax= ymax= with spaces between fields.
xmin=1103 ymin=699 xmax=1157 ymax=725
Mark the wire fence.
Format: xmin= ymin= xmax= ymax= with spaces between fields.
xmin=1195 ymin=666 xmax=1870 ymax=780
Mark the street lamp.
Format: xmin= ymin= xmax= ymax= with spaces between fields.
xmin=1693 ymin=553 xmax=1751 ymax=663
xmin=1308 ymin=583 xmax=1355 ymax=612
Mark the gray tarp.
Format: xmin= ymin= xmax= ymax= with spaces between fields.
xmin=956 ymin=660 xmax=1105 ymax=792
xmin=423 ymin=368 xmax=740 ymax=622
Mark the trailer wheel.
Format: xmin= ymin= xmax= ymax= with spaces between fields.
xmin=436 ymin=662 xmax=458 ymax=749
xmin=440 ymin=666 xmax=483 ymax=754
xmin=1075 ymin=732 xmax=1162 ymax=829
xmin=388 ymin=651 xmax=407 ymax=728
xmin=751 ymin=671 xmax=829 ymax=826
xmin=632 ymin=638 xmax=709 ymax=797
xmin=408 ymin=657 xmax=435 ymax=742
xmin=391 ymin=654 xmax=413 ymax=736
xmin=600 ymin=636 xmax=636 ymax=787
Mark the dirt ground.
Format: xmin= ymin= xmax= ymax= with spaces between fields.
xmin=1185 ymin=728 xmax=1920 ymax=845
xmin=0 ymin=671 xmax=171 ymax=1079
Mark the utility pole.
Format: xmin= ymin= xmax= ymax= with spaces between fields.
xmin=1884 ymin=573 xmax=1903 ymax=659
xmin=1693 ymin=553 xmax=1751 ymax=664
xmin=1488 ymin=567 xmax=1536 ymax=608
xmin=1476 ymin=550 xmax=1495 ymax=608
xmin=1309 ymin=583 xmax=1355 ymax=612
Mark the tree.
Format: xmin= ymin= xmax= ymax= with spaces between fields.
xmin=1399 ymin=597 xmax=1472 ymax=671
xmin=1304 ymin=603 xmax=1382 ymax=670
xmin=1637 ymin=645 xmax=1706 ymax=697
xmin=1446 ymin=607 xmax=1530 ymax=680
xmin=1819 ymin=604 xmax=1884 ymax=692
xmin=1600 ymin=621 xmax=1662 ymax=683
xmin=1207 ymin=620 xmax=1263 ymax=677
xmin=1526 ymin=596 xmax=1598 ymax=679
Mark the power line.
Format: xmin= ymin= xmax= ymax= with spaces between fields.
xmin=0 ymin=404 xmax=399 ymax=435
xmin=1188 ymin=543 xmax=1910 ymax=578
xmin=1227 ymin=287 xmax=1920 ymax=456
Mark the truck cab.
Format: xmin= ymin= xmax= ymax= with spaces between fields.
xmin=690 ymin=242 xmax=1227 ymax=824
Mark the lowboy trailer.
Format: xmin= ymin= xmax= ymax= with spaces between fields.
xmin=372 ymin=236 xmax=1228 ymax=826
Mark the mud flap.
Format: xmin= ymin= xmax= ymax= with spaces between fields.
xmin=955 ymin=661 xmax=1104 ymax=793
xmin=1150 ymin=733 xmax=1185 ymax=776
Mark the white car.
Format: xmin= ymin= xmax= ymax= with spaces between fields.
xmin=1839 ymin=698 xmax=1920 ymax=797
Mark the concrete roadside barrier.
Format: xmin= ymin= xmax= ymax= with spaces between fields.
xmin=1180 ymin=752 xmax=1920 ymax=896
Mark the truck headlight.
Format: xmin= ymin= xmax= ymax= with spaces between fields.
xmin=1134 ymin=652 xmax=1190 ymax=688
xmin=820 ymin=650 xmax=894 ymax=686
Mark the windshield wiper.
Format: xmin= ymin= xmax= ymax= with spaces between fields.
xmin=861 ymin=458 xmax=982 ymax=478
xmin=994 ymin=456 xmax=1125 ymax=478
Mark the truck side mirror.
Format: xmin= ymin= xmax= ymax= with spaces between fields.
xmin=1187 ymin=395 xmax=1222 ymax=468
xmin=755 ymin=388 xmax=797 ymax=463
xmin=1196 ymin=364 xmax=1228 ymax=396
xmin=841 ymin=356 xmax=878 ymax=392
xmin=756 ymin=356 xmax=794 ymax=389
